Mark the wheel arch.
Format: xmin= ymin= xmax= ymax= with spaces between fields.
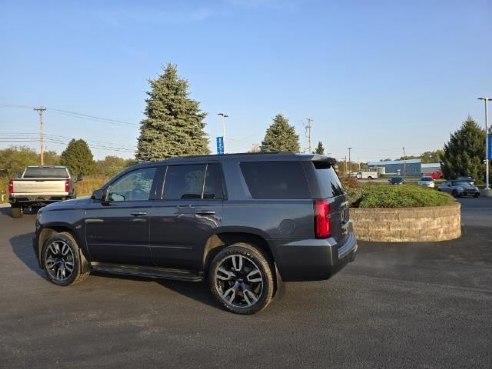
xmin=37 ymin=226 xmax=89 ymax=272
xmin=202 ymin=230 xmax=276 ymax=273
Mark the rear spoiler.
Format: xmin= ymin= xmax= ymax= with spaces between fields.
xmin=312 ymin=156 xmax=337 ymax=168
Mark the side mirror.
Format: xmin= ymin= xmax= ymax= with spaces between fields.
xmin=91 ymin=189 xmax=104 ymax=201
xmin=92 ymin=187 xmax=113 ymax=204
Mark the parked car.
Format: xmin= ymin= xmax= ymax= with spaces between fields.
xmin=417 ymin=176 xmax=435 ymax=188
xmin=389 ymin=177 xmax=405 ymax=185
xmin=438 ymin=180 xmax=480 ymax=198
xmin=33 ymin=153 xmax=358 ymax=315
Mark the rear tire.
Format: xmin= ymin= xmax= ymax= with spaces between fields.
xmin=42 ymin=232 xmax=89 ymax=286
xmin=10 ymin=206 xmax=22 ymax=218
xmin=209 ymin=243 xmax=275 ymax=314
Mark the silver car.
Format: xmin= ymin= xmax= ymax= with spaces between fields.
xmin=417 ymin=176 xmax=435 ymax=188
xmin=438 ymin=180 xmax=480 ymax=198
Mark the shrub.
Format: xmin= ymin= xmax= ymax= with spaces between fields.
xmin=76 ymin=175 xmax=109 ymax=197
xmin=347 ymin=183 xmax=455 ymax=208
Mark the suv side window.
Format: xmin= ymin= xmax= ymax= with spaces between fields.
xmin=240 ymin=161 xmax=310 ymax=199
xmin=163 ymin=163 xmax=225 ymax=200
xmin=109 ymin=167 xmax=157 ymax=202
xmin=204 ymin=163 xmax=225 ymax=199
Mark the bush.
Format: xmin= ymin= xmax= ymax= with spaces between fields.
xmin=347 ymin=183 xmax=455 ymax=208
xmin=76 ymin=175 xmax=109 ymax=197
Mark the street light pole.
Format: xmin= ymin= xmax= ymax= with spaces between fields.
xmin=218 ymin=112 xmax=229 ymax=153
xmin=478 ymin=97 xmax=491 ymax=190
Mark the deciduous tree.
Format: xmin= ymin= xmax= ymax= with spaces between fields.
xmin=60 ymin=139 xmax=95 ymax=176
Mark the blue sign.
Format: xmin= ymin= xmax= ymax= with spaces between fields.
xmin=216 ymin=136 xmax=224 ymax=155
xmin=489 ymin=134 xmax=492 ymax=159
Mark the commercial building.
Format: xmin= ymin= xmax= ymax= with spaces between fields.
xmin=367 ymin=160 xmax=442 ymax=177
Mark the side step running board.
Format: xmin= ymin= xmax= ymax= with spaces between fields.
xmin=91 ymin=262 xmax=204 ymax=282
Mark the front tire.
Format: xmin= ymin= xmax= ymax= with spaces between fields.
xmin=209 ymin=243 xmax=275 ymax=314
xmin=42 ymin=232 xmax=89 ymax=286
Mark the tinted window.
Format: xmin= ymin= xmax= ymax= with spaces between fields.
xmin=109 ymin=167 xmax=156 ymax=202
xmin=164 ymin=165 xmax=206 ymax=200
xmin=312 ymin=161 xmax=344 ymax=198
xmin=204 ymin=163 xmax=225 ymax=199
xmin=240 ymin=161 xmax=310 ymax=199
xmin=23 ymin=167 xmax=69 ymax=178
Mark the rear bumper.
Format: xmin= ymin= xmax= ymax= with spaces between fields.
xmin=9 ymin=194 xmax=71 ymax=206
xmin=274 ymin=229 xmax=358 ymax=282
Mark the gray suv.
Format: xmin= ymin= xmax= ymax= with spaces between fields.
xmin=33 ymin=153 xmax=358 ymax=314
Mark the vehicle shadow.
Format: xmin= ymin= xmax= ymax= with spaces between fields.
xmin=92 ymin=271 xmax=220 ymax=310
xmin=10 ymin=232 xmax=45 ymax=278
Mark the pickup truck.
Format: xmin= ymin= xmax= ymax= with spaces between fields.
xmin=9 ymin=166 xmax=81 ymax=218
xmin=356 ymin=171 xmax=378 ymax=179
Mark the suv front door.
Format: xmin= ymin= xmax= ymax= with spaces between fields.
xmin=85 ymin=166 xmax=159 ymax=265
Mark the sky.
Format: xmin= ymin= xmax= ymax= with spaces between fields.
xmin=1 ymin=0 xmax=491 ymax=163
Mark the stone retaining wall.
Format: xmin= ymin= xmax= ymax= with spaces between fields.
xmin=350 ymin=202 xmax=461 ymax=242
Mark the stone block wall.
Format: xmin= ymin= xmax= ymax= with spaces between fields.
xmin=349 ymin=202 xmax=461 ymax=242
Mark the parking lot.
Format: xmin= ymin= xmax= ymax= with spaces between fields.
xmin=1 ymin=198 xmax=491 ymax=369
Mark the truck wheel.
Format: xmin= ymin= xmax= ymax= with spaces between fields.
xmin=209 ymin=243 xmax=275 ymax=314
xmin=10 ymin=206 xmax=22 ymax=218
xmin=42 ymin=232 xmax=89 ymax=286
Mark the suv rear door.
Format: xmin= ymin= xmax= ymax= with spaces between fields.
xmin=149 ymin=163 xmax=224 ymax=270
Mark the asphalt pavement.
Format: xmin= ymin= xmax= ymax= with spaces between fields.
xmin=0 ymin=198 xmax=491 ymax=369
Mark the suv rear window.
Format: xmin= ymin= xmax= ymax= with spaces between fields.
xmin=312 ymin=161 xmax=344 ymax=198
xmin=240 ymin=161 xmax=310 ymax=199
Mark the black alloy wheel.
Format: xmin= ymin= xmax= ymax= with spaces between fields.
xmin=42 ymin=232 xmax=89 ymax=286
xmin=209 ymin=243 xmax=275 ymax=314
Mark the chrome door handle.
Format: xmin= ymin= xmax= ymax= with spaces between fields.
xmin=130 ymin=211 xmax=147 ymax=216
xmin=195 ymin=210 xmax=216 ymax=216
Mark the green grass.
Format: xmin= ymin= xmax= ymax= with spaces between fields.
xmin=347 ymin=182 xmax=455 ymax=208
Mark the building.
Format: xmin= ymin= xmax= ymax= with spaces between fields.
xmin=368 ymin=159 xmax=422 ymax=177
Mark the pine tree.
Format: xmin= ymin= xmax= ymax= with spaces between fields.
xmin=260 ymin=114 xmax=300 ymax=153
xmin=441 ymin=117 xmax=485 ymax=183
xmin=60 ymin=139 xmax=95 ymax=176
xmin=136 ymin=64 xmax=209 ymax=161
xmin=314 ymin=141 xmax=325 ymax=155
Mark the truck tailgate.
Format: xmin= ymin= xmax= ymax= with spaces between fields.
xmin=12 ymin=179 xmax=67 ymax=195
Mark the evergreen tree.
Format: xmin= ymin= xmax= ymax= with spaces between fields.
xmin=260 ymin=114 xmax=300 ymax=153
xmin=136 ymin=64 xmax=209 ymax=161
xmin=313 ymin=141 xmax=325 ymax=155
xmin=60 ymin=139 xmax=95 ymax=176
xmin=441 ymin=117 xmax=485 ymax=183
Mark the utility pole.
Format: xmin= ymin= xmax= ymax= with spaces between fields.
xmin=348 ymin=147 xmax=352 ymax=174
xmin=34 ymin=106 xmax=46 ymax=165
xmin=478 ymin=97 xmax=491 ymax=190
xmin=305 ymin=118 xmax=313 ymax=153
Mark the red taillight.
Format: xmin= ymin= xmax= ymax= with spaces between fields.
xmin=8 ymin=179 xmax=14 ymax=194
xmin=65 ymin=179 xmax=70 ymax=193
xmin=314 ymin=200 xmax=331 ymax=238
